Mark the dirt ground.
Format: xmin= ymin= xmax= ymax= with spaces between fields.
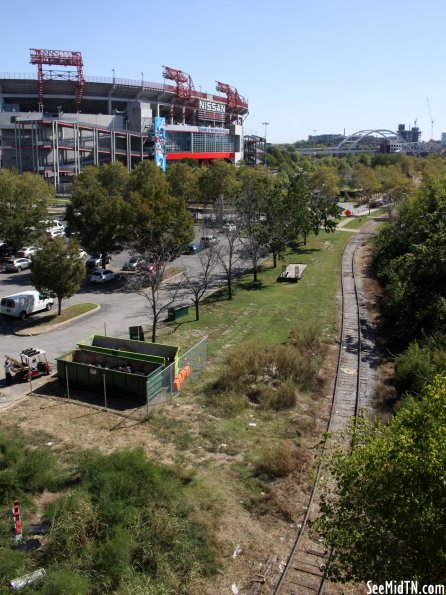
xmin=0 ymin=234 xmax=388 ymax=595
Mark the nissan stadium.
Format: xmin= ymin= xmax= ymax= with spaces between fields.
xmin=0 ymin=49 xmax=258 ymax=190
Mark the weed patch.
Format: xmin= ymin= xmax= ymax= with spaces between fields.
xmin=207 ymin=324 xmax=326 ymax=417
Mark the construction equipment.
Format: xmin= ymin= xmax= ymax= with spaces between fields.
xmin=6 ymin=349 xmax=52 ymax=382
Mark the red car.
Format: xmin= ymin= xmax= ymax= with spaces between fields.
xmin=138 ymin=259 xmax=164 ymax=273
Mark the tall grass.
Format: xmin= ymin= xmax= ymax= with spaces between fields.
xmin=44 ymin=448 xmax=217 ymax=593
xmin=0 ymin=430 xmax=66 ymax=501
xmin=0 ymin=430 xmax=218 ymax=594
xmin=206 ymin=323 xmax=325 ymax=416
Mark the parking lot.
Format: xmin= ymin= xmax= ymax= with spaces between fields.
xmin=0 ymin=224 xmax=246 ymax=378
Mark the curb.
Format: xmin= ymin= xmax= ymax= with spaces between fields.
xmin=13 ymin=304 xmax=101 ymax=337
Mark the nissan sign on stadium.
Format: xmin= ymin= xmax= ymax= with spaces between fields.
xmin=198 ymin=99 xmax=226 ymax=121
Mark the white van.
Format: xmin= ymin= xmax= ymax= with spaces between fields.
xmin=42 ymin=220 xmax=64 ymax=233
xmin=0 ymin=291 xmax=54 ymax=320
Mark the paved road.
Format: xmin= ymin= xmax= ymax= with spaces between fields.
xmin=0 ymin=223 xmax=246 ymax=372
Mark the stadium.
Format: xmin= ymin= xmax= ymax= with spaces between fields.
xmin=0 ymin=49 xmax=257 ymax=190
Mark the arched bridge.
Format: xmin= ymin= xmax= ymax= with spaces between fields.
xmin=296 ymin=129 xmax=441 ymax=156
xmin=336 ymin=129 xmax=401 ymax=151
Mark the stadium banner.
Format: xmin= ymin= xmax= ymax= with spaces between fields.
xmin=154 ymin=117 xmax=166 ymax=171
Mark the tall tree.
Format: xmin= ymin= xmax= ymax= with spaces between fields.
xmin=0 ymin=170 xmax=53 ymax=253
xmin=67 ymin=163 xmax=132 ymax=268
xmin=236 ymin=167 xmax=272 ymax=283
xmin=262 ymin=175 xmax=289 ymax=268
xmin=182 ymin=247 xmax=218 ymax=320
xmin=307 ymin=191 xmax=343 ymax=236
xmin=166 ymin=162 xmax=200 ymax=204
xmin=285 ymin=171 xmax=313 ymax=245
xmin=125 ymin=240 xmax=181 ymax=343
xmin=129 ymin=161 xmax=194 ymax=255
xmin=376 ymin=165 xmax=415 ymax=218
xmin=31 ymin=238 xmax=85 ymax=315
xmin=199 ymin=161 xmax=239 ymax=225
xmin=350 ymin=163 xmax=380 ymax=213
xmin=215 ymin=226 xmax=242 ymax=300
xmin=374 ymin=177 xmax=446 ymax=344
xmin=315 ymin=375 xmax=446 ymax=584
xmin=307 ymin=165 xmax=340 ymax=201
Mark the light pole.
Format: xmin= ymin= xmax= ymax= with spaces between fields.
xmin=262 ymin=121 xmax=269 ymax=165
xmin=312 ymin=129 xmax=317 ymax=148
xmin=141 ymin=72 xmax=144 ymax=87
xmin=112 ymin=69 xmax=115 ymax=85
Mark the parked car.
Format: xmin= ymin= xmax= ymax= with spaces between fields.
xmin=138 ymin=259 xmax=164 ymax=273
xmin=200 ymin=235 xmax=218 ymax=246
xmin=122 ymin=256 xmax=144 ymax=271
xmin=220 ymin=223 xmax=237 ymax=233
xmin=42 ymin=219 xmax=64 ymax=233
xmin=17 ymin=246 xmax=38 ymax=258
xmin=90 ymin=268 xmax=116 ymax=283
xmin=0 ymin=242 xmax=14 ymax=257
xmin=4 ymin=258 xmax=32 ymax=272
xmin=47 ymin=228 xmax=65 ymax=240
xmin=0 ymin=291 xmax=54 ymax=320
xmin=185 ymin=241 xmax=205 ymax=254
xmin=86 ymin=254 xmax=112 ymax=268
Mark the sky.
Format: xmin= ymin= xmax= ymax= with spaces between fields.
xmin=1 ymin=0 xmax=445 ymax=144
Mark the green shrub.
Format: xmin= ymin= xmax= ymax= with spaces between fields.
xmin=37 ymin=566 xmax=90 ymax=594
xmin=289 ymin=322 xmax=323 ymax=353
xmin=259 ymin=380 xmax=296 ymax=411
xmin=0 ymin=549 xmax=28 ymax=590
xmin=203 ymin=388 xmax=249 ymax=416
xmin=45 ymin=490 xmax=99 ymax=562
xmin=17 ymin=449 xmax=63 ymax=493
xmin=395 ymin=342 xmax=436 ymax=396
xmin=92 ymin=527 xmax=134 ymax=592
xmin=0 ymin=432 xmax=65 ymax=501
xmin=211 ymin=324 xmax=325 ymax=415
xmin=252 ymin=440 xmax=299 ymax=478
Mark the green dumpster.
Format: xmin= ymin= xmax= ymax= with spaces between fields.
xmin=129 ymin=326 xmax=145 ymax=341
xmin=168 ymin=304 xmax=189 ymax=321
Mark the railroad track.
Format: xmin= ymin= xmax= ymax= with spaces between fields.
xmin=272 ymin=230 xmax=376 ymax=595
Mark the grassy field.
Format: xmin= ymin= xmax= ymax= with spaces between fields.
xmin=0 ymin=227 xmax=360 ymax=593
xmin=157 ymin=229 xmax=352 ymax=356
xmin=15 ymin=303 xmax=98 ymax=335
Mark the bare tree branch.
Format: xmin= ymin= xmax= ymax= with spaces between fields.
xmin=181 ymin=247 xmax=219 ymax=320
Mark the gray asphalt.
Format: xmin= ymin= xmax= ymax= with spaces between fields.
xmin=0 ymin=223 xmax=246 ymax=375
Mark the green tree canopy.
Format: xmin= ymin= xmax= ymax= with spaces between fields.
xmin=374 ymin=176 xmax=446 ymax=344
xmin=236 ymin=166 xmax=273 ymax=282
xmin=67 ymin=163 xmax=132 ymax=268
xmin=166 ymin=162 xmax=200 ymax=204
xmin=315 ymin=374 xmax=446 ymax=584
xmin=199 ymin=160 xmax=239 ymax=223
xmin=307 ymin=165 xmax=340 ymax=200
xmin=0 ymin=170 xmax=54 ymax=253
xmin=350 ymin=163 xmax=380 ymax=212
xmin=128 ymin=160 xmax=193 ymax=254
xmin=31 ymin=238 xmax=85 ymax=315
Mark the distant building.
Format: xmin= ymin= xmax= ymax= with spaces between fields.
xmin=308 ymin=133 xmax=344 ymax=145
xmin=397 ymin=124 xmax=420 ymax=143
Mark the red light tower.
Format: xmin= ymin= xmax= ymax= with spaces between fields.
xmin=215 ymin=81 xmax=248 ymax=124
xmin=162 ymin=66 xmax=195 ymax=98
xmin=30 ymin=48 xmax=85 ymax=112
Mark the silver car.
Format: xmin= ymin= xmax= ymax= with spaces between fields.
xmin=4 ymin=258 xmax=32 ymax=272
